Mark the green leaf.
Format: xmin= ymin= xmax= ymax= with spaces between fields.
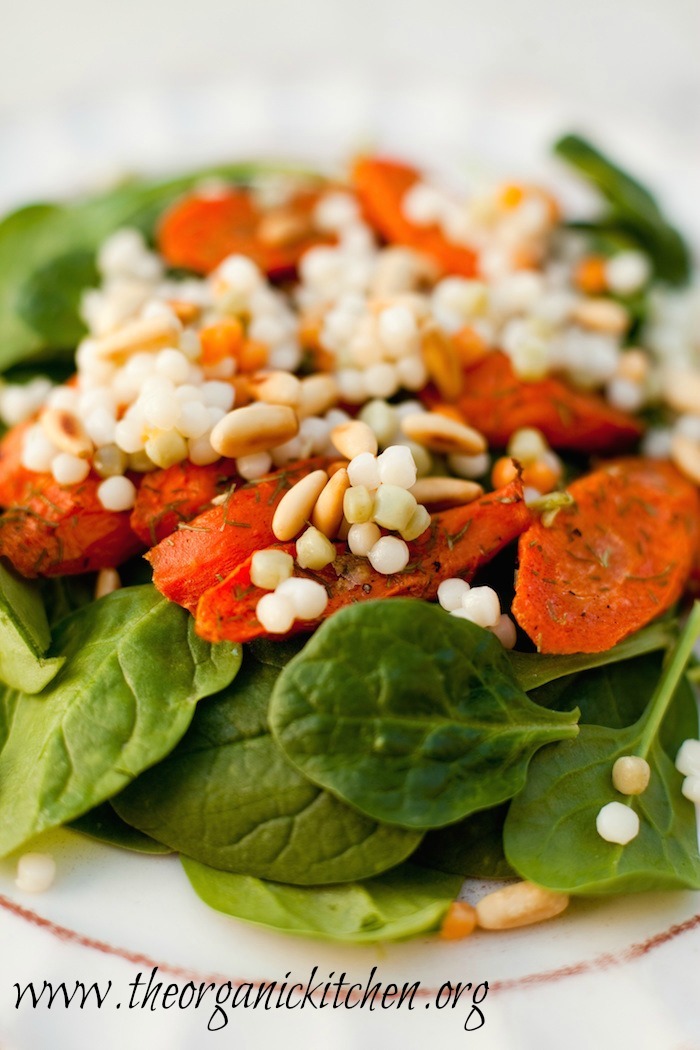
xmin=114 ymin=640 xmax=421 ymax=884
xmin=509 ymin=617 xmax=675 ymax=692
xmin=0 ymin=560 xmax=64 ymax=693
xmin=554 ymin=134 xmax=692 ymax=285
xmin=70 ymin=803 xmax=172 ymax=855
xmin=269 ymin=599 xmax=579 ymax=830
xmin=17 ymin=250 xmax=98 ymax=346
xmin=413 ymin=803 xmax=514 ymax=880
xmin=0 ymin=585 xmax=241 ymax=857
xmin=181 ymin=858 xmax=463 ymax=943
xmin=504 ymin=605 xmax=700 ymax=894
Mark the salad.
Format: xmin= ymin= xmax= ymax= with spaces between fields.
xmin=1 ymin=135 xmax=700 ymax=943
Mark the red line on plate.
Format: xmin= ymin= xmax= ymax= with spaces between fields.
xmin=1 ymin=892 xmax=699 ymax=997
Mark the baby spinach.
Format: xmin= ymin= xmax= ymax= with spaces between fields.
xmin=181 ymin=858 xmax=463 ymax=944
xmin=0 ymin=585 xmax=241 ymax=857
xmin=17 ymin=250 xmax=98 ymax=348
xmin=413 ymin=803 xmax=514 ymax=880
xmin=554 ymin=134 xmax=691 ymax=285
xmin=114 ymin=640 xmax=421 ymax=884
xmin=270 ymin=600 xmax=579 ymax=830
xmin=70 ymin=802 xmax=172 ymax=855
xmin=0 ymin=560 xmax=64 ymax=693
xmin=504 ymin=603 xmax=700 ymax=894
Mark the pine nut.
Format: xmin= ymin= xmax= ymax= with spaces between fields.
xmin=246 ymin=370 xmax=302 ymax=407
xmin=167 ymin=299 xmax=201 ymax=324
xmin=616 ymin=348 xmax=649 ymax=384
xmin=370 ymin=248 xmax=439 ymax=296
xmin=40 ymin=408 xmax=93 ymax=459
xmin=210 ymin=404 xmax=299 ymax=459
xmin=400 ymin=411 xmax=487 ymax=455
xmin=312 ymin=468 xmax=350 ymax=537
xmin=92 ymin=315 xmax=181 ymax=361
xmin=257 ymin=208 xmax=313 ymax=248
xmin=297 ymin=374 xmax=340 ymax=418
xmin=476 ymin=881 xmax=569 ymax=930
xmin=662 ymin=369 xmax=700 ymax=415
xmin=409 ymin=477 xmax=483 ymax=506
xmin=421 ymin=324 xmax=463 ymax=401
xmin=272 ymin=469 xmax=329 ymax=541
xmin=95 ymin=568 xmax=121 ymax=599
xmin=440 ymin=900 xmax=478 ymax=940
xmin=612 ymin=755 xmax=651 ymax=795
xmin=671 ymin=433 xmax=700 ymax=486
xmin=331 ymin=420 xmax=378 ymax=459
xmin=571 ymin=297 xmax=629 ymax=335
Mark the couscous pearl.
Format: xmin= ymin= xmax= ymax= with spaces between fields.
xmin=365 ymin=362 xmax=399 ymax=399
xmin=396 ymin=353 xmax=428 ymax=390
xmin=97 ymin=228 xmax=146 ymax=276
xmin=145 ymin=430 xmax=188 ymax=469
xmin=299 ymin=416 xmax=330 ymax=455
xmin=204 ymin=357 xmax=237 ymax=380
xmin=114 ymin=419 xmax=145 ymax=455
xmin=178 ymin=401 xmax=212 ymax=439
xmin=314 ymin=192 xmax=360 ymax=232
xmin=175 ymin=384 xmax=203 ymax=403
xmin=156 ymin=348 xmax=190 ymax=384
xmin=268 ymin=343 xmax=302 ymax=373
xmin=201 ymin=381 xmax=235 ymax=412
xmin=458 ymin=586 xmax=501 ymax=629
xmin=142 ymin=390 xmax=181 ymax=430
xmin=97 ymin=475 xmax=137 ymax=512
xmin=207 ymin=406 xmax=227 ymax=428
xmin=51 ymin=453 xmax=90 ymax=486
xmin=188 ymin=434 xmax=220 ymax=466
xmin=347 ymin=521 xmax=381 ymax=556
xmin=255 ymin=592 xmax=296 ymax=634
xmin=358 ymin=399 xmax=397 ymax=447
xmin=641 ymin=427 xmax=673 ymax=460
xmin=682 ymin=776 xmax=700 ymax=804
xmin=237 ymin=452 xmax=273 ymax=480
xmin=489 ymin=613 xmax=518 ymax=649
xmin=368 ymin=535 xmax=410 ymax=575
xmin=217 ymin=255 xmax=261 ymax=297
xmin=250 ymin=549 xmax=294 ymax=591
xmin=347 ymin=452 xmax=381 ymax=490
xmin=378 ymin=305 xmax=418 ymax=356
xmin=15 ymin=852 xmax=56 ymax=894
xmin=596 ymin=801 xmax=640 ymax=845
xmin=402 ymin=182 xmax=446 ymax=226
xmin=606 ymin=377 xmax=645 ymax=413
xmin=276 ymin=577 xmax=329 ymax=619
xmin=449 ymin=452 xmax=490 ymax=479
xmin=676 ymin=739 xmax=700 ymax=776
xmin=85 ymin=407 xmax=117 ymax=446
xmin=336 ymin=368 xmax=367 ymax=405
xmin=437 ymin=577 xmax=471 ymax=611
xmin=376 ymin=445 xmax=417 ymax=489
xmin=605 ymin=251 xmax=650 ymax=296
xmin=21 ymin=426 xmax=58 ymax=473
xmin=47 ymin=385 xmax=80 ymax=412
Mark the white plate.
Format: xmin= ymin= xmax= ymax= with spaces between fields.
xmin=0 ymin=78 xmax=699 ymax=1050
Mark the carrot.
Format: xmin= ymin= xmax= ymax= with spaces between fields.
xmin=194 ymin=475 xmax=531 ymax=643
xmin=512 ymin=459 xmax=700 ymax=654
xmin=424 ymin=352 xmax=643 ymax=453
xmin=147 ymin=457 xmax=336 ymax=611
xmin=130 ymin=458 xmax=239 ymax=546
xmin=157 ymin=187 xmax=330 ymax=278
xmin=0 ymin=419 xmax=34 ymax=508
xmin=352 ymin=157 xmax=478 ymax=277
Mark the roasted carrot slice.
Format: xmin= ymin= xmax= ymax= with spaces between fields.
xmin=423 ymin=352 xmax=643 ymax=453
xmin=147 ymin=457 xmax=335 ymax=610
xmin=0 ymin=419 xmax=34 ymax=508
xmin=195 ymin=476 xmax=531 ymax=643
xmin=352 ymin=157 xmax=478 ymax=277
xmin=512 ymin=459 xmax=700 ymax=654
xmin=157 ymin=187 xmax=330 ymax=278
xmin=130 ymin=458 xmax=239 ymax=546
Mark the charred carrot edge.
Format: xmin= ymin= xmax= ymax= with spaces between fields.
xmin=194 ymin=475 xmax=530 ymax=643
xmin=512 ymin=458 xmax=700 ymax=654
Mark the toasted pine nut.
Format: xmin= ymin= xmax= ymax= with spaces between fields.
xmin=167 ymin=299 xmax=201 ymax=324
xmin=671 ymin=433 xmax=700 ymax=486
xmin=612 ymin=755 xmax=651 ymax=796
xmin=246 ymin=370 xmax=302 ymax=407
xmin=440 ymin=900 xmax=478 ymax=940
xmin=401 ymin=411 xmax=487 ymax=456
xmin=662 ymin=369 xmax=700 ymax=415
xmin=297 ymin=374 xmax=340 ymax=418
xmin=370 ymin=247 xmax=440 ymax=296
xmin=41 ymin=408 xmax=93 ymax=459
xmin=476 ymin=881 xmax=569 ymax=930
xmin=312 ymin=468 xmax=350 ymax=537
xmin=94 ymin=568 xmax=121 ymax=600
xmin=421 ymin=324 xmax=463 ymax=401
xmin=331 ymin=420 xmax=378 ymax=459
xmin=571 ymin=297 xmax=629 ymax=336
xmin=257 ymin=208 xmax=313 ymax=248
xmin=211 ymin=404 xmax=299 ymax=459
xmin=272 ymin=469 xmax=329 ymax=541
xmin=92 ymin=315 xmax=181 ymax=361
xmin=616 ymin=348 xmax=649 ymax=384
xmin=409 ymin=477 xmax=483 ymax=507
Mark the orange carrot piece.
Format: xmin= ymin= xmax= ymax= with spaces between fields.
xmin=574 ymin=255 xmax=608 ymax=295
xmin=147 ymin=457 xmax=335 ymax=611
xmin=512 ymin=459 xmax=700 ymax=654
xmin=130 ymin=458 xmax=240 ymax=546
xmin=194 ymin=476 xmax=531 ymax=643
xmin=424 ymin=352 xmax=643 ymax=453
xmin=0 ymin=419 xmax=34 ymax=509
xmin=157 ymin=187 xmax=330 ymax=278
xmin=352 ymin=156 xmax=478 ymax=277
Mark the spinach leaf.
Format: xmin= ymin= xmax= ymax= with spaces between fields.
xmin=504 ymin=604 xmax=700 ymax=894
xmin=0 ymin=560 xmax=64 ymax=693
xmin=70 ymin=802 xmax=172 ymax=855
xmin=40 ymin=575 xmax=96 ymax=629
xmin=413 ymin=803 xmax=514 ymax=880
xmin=554 ymin=134 xmax=691 ymax=285
xmin=114 ymin=640 xmax=421 ymax=884
xmin=0 ymin=584 xmax=241 ymax=857
xmin=181 ymin=858 xmax=463 ymax=943
xmin=269 ymin=599 xmax=579 ymax=830
xmin=17 ymin=250 xmax=98 ymax=347
xmin=509 ymin=617 xmax=674 ymax=692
